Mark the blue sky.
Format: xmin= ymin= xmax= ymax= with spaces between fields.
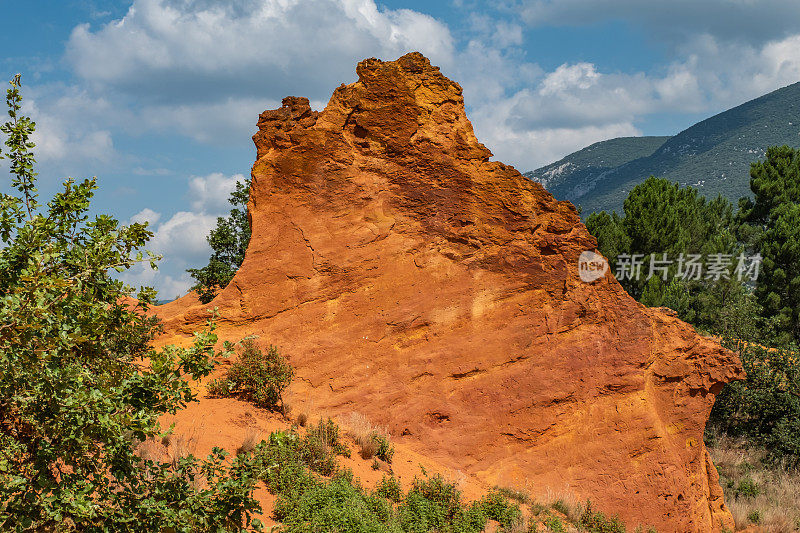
xmin=3 ymin=0 xmax=800 ymax=298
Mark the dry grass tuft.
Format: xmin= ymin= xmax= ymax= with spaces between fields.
xmin=296 ymin=412 xmax=308 ymax=427
xmin=543 ymin=487 xmax=584 ymax=523
xmin=341 ymin=412 xmax=390 ymax=461
xmin=236 ymin=429 xmax=261 ymax=456
xmin=359 ymin=437 xmax=379 ymax=460
xmin=135 ymin=437 xmax=165 ymax=464
xmin=708 ymin=432 xmax=800 ymax=532
xmin=166 ymin=428 xmax=200 ymax=468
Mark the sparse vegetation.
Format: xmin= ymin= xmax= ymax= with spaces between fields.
xmin=544 ymin=515 xmax=567 ymax=533
xmin=495 ymin=487 xmax=531 ymax=505
xmin=376 ymin=476 xmax=403 ymax=503
xmin=207 ymin=339 xmax=294 ymax=414
xmin=246 ymin=421 xmax=526 ymax=532
xmin=580 ymin=502 xmax=626 ymax=533
xmin=709 ymin=432 xmax=800 ymax=531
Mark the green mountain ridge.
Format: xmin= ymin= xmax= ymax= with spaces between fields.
xmin=525 ymin=81 xmax=800 ymax=214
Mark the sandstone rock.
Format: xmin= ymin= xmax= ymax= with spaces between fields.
xmin=156 ymin=52 xmax=743 ymax=532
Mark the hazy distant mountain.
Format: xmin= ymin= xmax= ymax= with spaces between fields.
xmin=525 ymin=81 xmax=800 ymax=214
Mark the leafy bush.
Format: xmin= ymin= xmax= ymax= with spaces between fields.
xmin=376 ymin=476 xmax=403 ymax=503
xmin=580 ymin=501 xmax=626 ymax=533
xmin=358 ymin=431 xmax=395 ymax=463
xmin=544 ymin=515 xmax=567 ymax=533
xmin=477 ymin=491 xmax=522 ymax=529
xmin=300 ymin=418 xmax=351 ymax=475
xmin=275 ymin=474 xmax=397 ymax=533
xmin=375 ymin=433 xmax=395 ymax=463
xmin=207 ymin=339 xmax=293 ymax=414
xmin=0 ymin=76 xmax=261 ymax=531
xmin=710 ymin=341 xmax=800 ymax=466
xmin=736 ymin=478 xmax=760 ymax=498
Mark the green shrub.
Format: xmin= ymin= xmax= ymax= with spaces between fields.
xmin=478 ymin=491 xmax=522 ymax=529
xmin=299 ymin=418 xmax=350 ymax=475
xmin=375 ymin=433 xmax=395 ymax=463
xmin=207 ymin=376 xmax=232 ymax=397
xmin=257 ymin=428 xmax=520 ymax=533
xmin=376 ymin=475 xmax=403 ymax=503
xmin=207 ymin=339 xmax=293 ymax=414
xmin=275 ymin=474 xmax=396 ymax=532
xmin=545 ymin=515 xmax=567 ymax=533
xmin=580 ymin=501 xmax=627 ymax=533
xmin=551 ymin=499 xmax=571 ymax=516
xmin=736 ymin=478 xmax=760 ymax=498
xmin=748 ymin=509 xmax=762 ymax=524
xmin=256 ymin=421 xmax=350 ymax=488
xmin=398 ymin=473 xmax=493 ymax=532
xmin=711 ymin=341 xmax=800 ymax=466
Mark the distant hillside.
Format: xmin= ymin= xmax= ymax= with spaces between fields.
xmin=526 ymin=136 xmax=670 ymax=190
xmin=526 ymin=81 xmax=800 ymax=214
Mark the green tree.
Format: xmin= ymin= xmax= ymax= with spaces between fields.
xmin=0 ymin=77 xmax=262 ymax=531
xmin=188 ymin=180 xmax=251 ymax=303
xmin=586 ymin=177 xmax=751 ymax=335
xmin=739 ymin=145 xmax=800 ymax=343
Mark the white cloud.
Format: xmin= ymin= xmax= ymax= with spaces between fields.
xmin=464 ymin=29 xmax=800 ymax=170
xmin=63 ymin=0 xmax=455 ymax=147
xmin=139 ymin=97 xmax=279 ymax=144
xmin=150 ymin=210 xmax=217 ymax=261
xmin=121 ymin=209 xmax=216 ymax=297
xmin=122 ymin=172 xmax=247 ymax=297
xmin=130 ymin=207 xmax=161 ymax=225
xmin=66 ymin=0 xmax=455 ymax=104
xmin=21 ymin=88 xmax=116 ymax=170
xmin=539 ymin=63 xmax=600 ymax=95
xmin=188 ymin=172 xmax=246 ymax=212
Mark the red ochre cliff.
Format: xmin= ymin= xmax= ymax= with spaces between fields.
xmin=155 ymin=52 xmax=744 ymax=532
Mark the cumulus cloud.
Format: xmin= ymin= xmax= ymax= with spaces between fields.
xmin=130 ymin=207 xmax=161 ymax=225
xmin=19 ymin=86 xmax=116 ymax=173
xmin=122 ymin=172 xmax=248 ymax=297
xmin=139 ymin=97 xmax=280 ymax=143
xmin=66 ymin=0 xmax=455 ymax=104
xmin=62 ymin=0 xmax=456 ymax=147
xmin=188 ymin=172 xmax=246 ymax=212
xmin=464 ymin=29 xmax=800 ymax=169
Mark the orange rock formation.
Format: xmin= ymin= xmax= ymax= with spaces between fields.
xmin=156 ymin=52 xmax=743 ymax=532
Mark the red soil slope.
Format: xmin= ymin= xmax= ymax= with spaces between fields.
xmin=155 ymin=52 xmax=743 ymax=532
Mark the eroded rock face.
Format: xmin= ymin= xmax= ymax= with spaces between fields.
xmin=157 ymin=52 xmax=743 ymax=531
